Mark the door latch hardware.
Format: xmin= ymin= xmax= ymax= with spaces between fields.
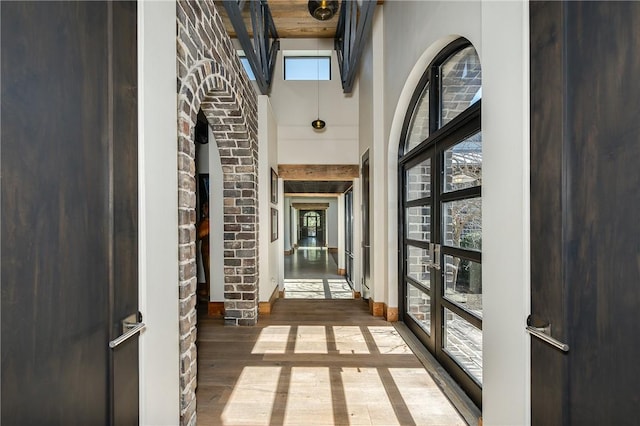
xmin=109 ymin=312 xmax=146 ymax=349
xmin=525 ymin=315 xmax=569 ymax=352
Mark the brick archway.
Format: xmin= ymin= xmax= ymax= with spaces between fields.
xmin=176 ymin=59 xmax=258 ymax=424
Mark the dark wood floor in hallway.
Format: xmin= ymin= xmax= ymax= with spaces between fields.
xmin=196 ymin=299 xmax=466 ymax=425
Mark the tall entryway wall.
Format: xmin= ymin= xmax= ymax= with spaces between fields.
xmin=176 ymin=1 xmax=259 ymax=424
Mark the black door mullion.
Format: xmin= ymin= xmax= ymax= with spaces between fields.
xmin=440 ymin=297 xmax=483 ymax=329
xmin=433 ymin=143 xmax=445 ymax=361
xmin=405 ymin=197 xmax=432 ymax=208
xmin=441 ymin=186 xmax=482 ymax=202
xmin=404 ymin=239 xmax=431 ymax=250
xmin=405 ymin=276 xmax=431 ymax=295
xmin=441 ymin=246 xmax=481 ymax=263
xmin=428 ymin=146 xmax=438 ymax=343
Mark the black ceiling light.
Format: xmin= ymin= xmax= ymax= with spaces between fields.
xmin=311 ymin=118 xmax=326 ymax=130
xmin=308 ymin=0 xmax=339 ymax=21
xmin=311 ymin=36 xmax=326 ymax=131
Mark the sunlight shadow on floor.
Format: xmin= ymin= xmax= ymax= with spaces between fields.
xmin=284 ymin=278 xmax=354 ymax=300
xmin=197 ymin=312 xmax=467 ymax=426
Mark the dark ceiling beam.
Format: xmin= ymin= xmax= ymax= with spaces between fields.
xmin=223 ymin=0 xmax=279 ymax=95
xmin=334 ymin=0 xmax=376 ymax=93
xmin=292 ymin=203 xmax=330 ymax=210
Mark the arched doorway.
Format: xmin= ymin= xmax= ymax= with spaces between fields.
xmin=397 ymin=38 xmax=483 ymax=407
xmin=299 ymin=210 xmax=324 ymax=246
xmin=176 ymin=58 xmax=259 ymax=423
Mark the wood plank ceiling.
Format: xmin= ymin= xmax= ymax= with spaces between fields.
xmin=216 ymin=0 xmax=341 ymax=39
xmin=216 ymin=0 xmax=383 ymax=39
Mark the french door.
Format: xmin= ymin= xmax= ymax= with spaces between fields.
xmin=399 ymin=39 xmax=483 ymax=407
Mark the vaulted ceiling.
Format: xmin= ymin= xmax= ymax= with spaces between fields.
xmin=216 ymin=1 xmax=380 ymax=194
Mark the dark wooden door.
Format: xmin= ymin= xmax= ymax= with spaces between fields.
xmin=530 ymin=2 xmax=640 ymax=424
xmin=1 ymin=2 xmax=139 ymax=424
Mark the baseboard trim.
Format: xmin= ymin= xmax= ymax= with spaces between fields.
xmin=337 ymin=268 xmax=346 ymax=276
xmin=384 ymin=305 xmax=399 ymax=322
xmin=369 ymin=299 xmax=384 ymax=317
xmin=259 ymin=285 xmax=280 ymax=315
xmin=327 ymin=247 xmax=338 ymax=253
xmin=207 ymin=302 xmax=224 ymax=318
xmin=284 ymin=250 xmax=293 ymax=255
xmin=353 ymin=291 xmax=361 ymax=299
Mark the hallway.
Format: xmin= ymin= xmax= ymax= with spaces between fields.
xmin=283 ymin=240 xmax=353 ymax=299
xmin=196 ymin=299 xmax=469 ymax=425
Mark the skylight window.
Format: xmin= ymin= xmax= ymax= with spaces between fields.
xmin=239 ymin=56 xmax=256 ymax=81
xmin=284 ymin=56 xmax=331 ymax=81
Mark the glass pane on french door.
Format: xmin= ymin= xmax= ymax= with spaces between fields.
xmin=443 ymin=132 xmax=482 ymax=193
xmin=406 ymin=245 xmax=432 ymax=289
xmin=406 ymin=158 xmax=431 ymax=201
xmin=406 ymin=206 xmax=431 ymax=242
xmin=443 ymin=307 xmax=483 ymax=384
xmin=407 ymin=282 xmax=431 ymax=334
xmin=443 ymin=255 xmax=482 ymax=317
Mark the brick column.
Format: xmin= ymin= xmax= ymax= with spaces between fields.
xmin=176 ymin=1 xmax=259 ymax=424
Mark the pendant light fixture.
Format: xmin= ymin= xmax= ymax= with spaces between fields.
xmin=308 ymin=0 xmax=339 ymax=21
xmin=311 ymin=33 xmax=326 ymax=131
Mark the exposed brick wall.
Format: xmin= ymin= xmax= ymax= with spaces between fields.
xmin=176 ymin=1 xmax=258 ymax=424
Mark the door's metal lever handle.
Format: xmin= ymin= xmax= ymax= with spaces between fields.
xmin=109 ymin=322 xmax=147 ymax=349
xmin=109 ymin=312 xmax=145 ymax=349
xmin=109 ymin=322 xmax=145 ymax=349
xmin=525 ymin=315 xmax=569 ymax=352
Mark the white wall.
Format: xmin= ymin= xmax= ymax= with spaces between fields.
xmin=481 ymin=2 xmax=530 ymax=424
xmin=292 ymin=207 xmax=298 ymax=249
xmin=270 ymin=38 xmax=360 ymax=165
xmin=277 ymin=178 xmax=285 ymax=290
xmin=283 ymin=197 xmax=292 ymax=252
xmin=379 ymin=1 xmax=529 ymax=424
xmin=258 ymin=95 xmax=280 ymax=302
xmin=359 ymin=5 xmax=387 ymax=305
xmin=138 ymin=1 xmax=180 ymax=424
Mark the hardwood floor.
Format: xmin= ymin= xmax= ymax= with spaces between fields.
xmin=196 ymin=299 xmax=466 ymax=425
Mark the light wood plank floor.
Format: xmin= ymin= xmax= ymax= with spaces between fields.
xmin=196 ymin=299 xmax=466 ymax=425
